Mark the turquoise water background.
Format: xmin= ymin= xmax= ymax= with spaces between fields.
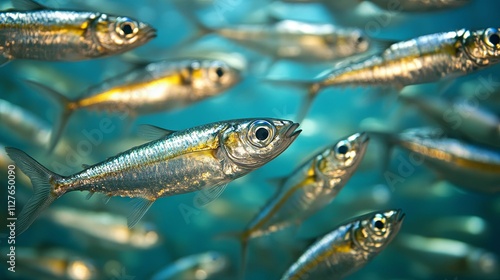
xmin=1 ymin=0 xmax=500 ymax=279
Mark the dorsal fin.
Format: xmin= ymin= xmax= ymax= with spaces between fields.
xmin=13 ymin=0 xmax=47 ymax=11
xmin=137 ymin=124 xmax=176 ymax=141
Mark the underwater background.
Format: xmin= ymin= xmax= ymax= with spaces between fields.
xmin=1 ymin=0 xmax=500 ymax=279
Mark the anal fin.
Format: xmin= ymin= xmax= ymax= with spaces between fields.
xmin=127 ymin=198 xmax=154 ymax=228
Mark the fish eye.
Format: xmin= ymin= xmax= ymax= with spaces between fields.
xmin=356 ymin=36 xmax=365 ymax=44
xmin=483 ymin=28 xmax=500 ymax=48
xmin=371 ymin=214 xmax=387 ymax=232
xmin=116 ymin=18 xmax=138 ymax=38
xmin=247 ymin=120 xmax=276 ymax=148
xmin=215 ymin=67 xmax=224 ymax=78
xmin=208 ymin=62 xmax=228 ymax=82
xmin=334 ymin=140 xmax=351 ymax=158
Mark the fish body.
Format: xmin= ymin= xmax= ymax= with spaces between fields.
xmin=46 ymin=207 xmax=160 ymax=249
xmin=215 ymin=20 xmax=370 ymax=61
xmin=243 ymin=132 xmax=369 ymax=240
xmin=399 ymin=92 xmax=500 ymax=148
xmin=367 ymin=0 xmax=470 ymax=12
xmin=396 ymin=234 xmax=499 ymax=278
xmin=29 ymin=58 xmax=240 ymax=152
xmin=0 ymin=98 xmax=51 ymax=145
xmin=0 ymin=0 xmax=156 ymax=64
xmin=72 ymin=59 xmax=240 ymax=114
xmin=318 ymin=28 xmax=500 ymax=89
xmin=281 ymin=209 xmax=405 ymax=280
xmin=150 ymin=251 xmax=229 ymax=280
xmin=1 ymin=246 xmax=98 ymax=280
xmin=395 ymin=127 xmax=500 ymax=193
xmin=7 ymin=118 xmax=301 ymax=234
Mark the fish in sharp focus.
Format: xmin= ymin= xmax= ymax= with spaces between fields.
xmin=274 ymin=27 xmax=500 ymax=121
xmin=377 ymin=127 xmax=500 ymax=193
xmin=0 ymin=0 xmax=156 ymax=65
xmin=6 ymin=118 xmax=301 ymax=235
xmin=366 ymin=0 xmax=471 ymax=12
xmin=233 ymin=132 xmax=369 ymax=276
xmin=281 ymin=209 xmax=405 ymax=280
xmin=150 ymin=251 xmax=229 ymax=280
xmin=26 ymin=58 xmax=241 ymax=152
xmin=45 ymin=206 xmax=160 ymax=249
xmin=395 ymin=234 xmax=499 ymax=279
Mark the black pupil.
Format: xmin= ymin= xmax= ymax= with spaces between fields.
xmin=489 ymin=33 xmax=500 ymax=45
xmin=357 ymin=36 xmax=364 ymax=43
xmin=374 ymin=220 xmax=384 ymax=229
xmin=215 ymin=67 xmax=224 ymax=78
xmin=255 ymin=127 xmax=269 ymax=141
xmin=337 ymin=145 xmax=348 ymax=154
xmin=122 ymin=23 xmax=134 ymax=35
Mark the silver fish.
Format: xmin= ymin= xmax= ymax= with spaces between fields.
xmin=176 ymin=2 xmax=371 ymax=62
xmin=27 ymin=58 xmax=240 ymax=152
xmin=399 ymin=91 xmax=500 ymax=148
xmin=277 ymin=27 xmax=500 ymax=121
xmin=150 ymin=251 xmax=229 ymax=280
xmin=45 ymin=207 xmax=160 ymax=249
xmin=281 ymin=209 xmax=405 ymax=280
xmin=1 ymin=246 xmax=98 ymax=280
xmin=0 ymin=0 xmax=156 ymax=65
xmin=233 ymin=132 xmax=368 ymax=277
xmin=7 ymin=118 xmax=301 ymax=235
xmin=385 ymin=127 xmax=500 ymax=193
xmin=395 ymin=234 xmax=499 ymax=279
xmin=367 ymin=0 xmax=471 ymax=12
xmin=211 ymin=20 xmax=370 ymax=62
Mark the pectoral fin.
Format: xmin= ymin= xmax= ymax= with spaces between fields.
xmin=0 ymin=56 xmax=11 ymax=67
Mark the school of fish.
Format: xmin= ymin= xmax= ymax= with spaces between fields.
xmin=0 ymin=0 xmax=499 ymax=279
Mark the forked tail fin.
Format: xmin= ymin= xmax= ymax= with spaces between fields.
xmin=264 ymin=78 xmax=322 ymax=123
xmin=25 ymin=80 xmax=75 ymax=153
xmin=5 ymin=147 xmax=65 ymax=235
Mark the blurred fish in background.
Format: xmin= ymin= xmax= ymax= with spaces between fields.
xmin=0 ymin=0 xmax=499 ymax=279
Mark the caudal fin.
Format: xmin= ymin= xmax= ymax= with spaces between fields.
xmin=264 ymin=78 xmax=322 ymax=122
xmin=25 ymin=80 xmax=74 ymax=153
xmin=5 ymin=147 xmax=64 ymax=235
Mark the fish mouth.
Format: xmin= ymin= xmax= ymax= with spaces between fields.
xmin=358 ymin=131 xmax=370 ymax=144
xmin=144 ymin=27 xmax=157 ymax=40
xmin=396 ymin=209 xmax=406 ymax=223
xmin=285 ymin=122 xmax=302 ymax=139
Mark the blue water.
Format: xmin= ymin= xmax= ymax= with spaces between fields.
xmin=1 ymin=0 xmax=500 ymax=279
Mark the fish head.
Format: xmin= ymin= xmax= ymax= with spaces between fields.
xmin=220 ymin=119 xmax=301 ymax=169
xmin=463 ymin=28 xmax=500 ymax=66
xmin=91 ymin=14 xmax=156 ymax=54
xmin=317 ymin=132 xmax=369 ymax=179
xmin=182 ymin=60 xmax=241 ymax=96
xmin=325 ymin=29 xmax=370 ymax=57
xmin=355 ymin=209 xmax=405 ymax=253
xmin=197 ymin=251 xmax=230 ymax=275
